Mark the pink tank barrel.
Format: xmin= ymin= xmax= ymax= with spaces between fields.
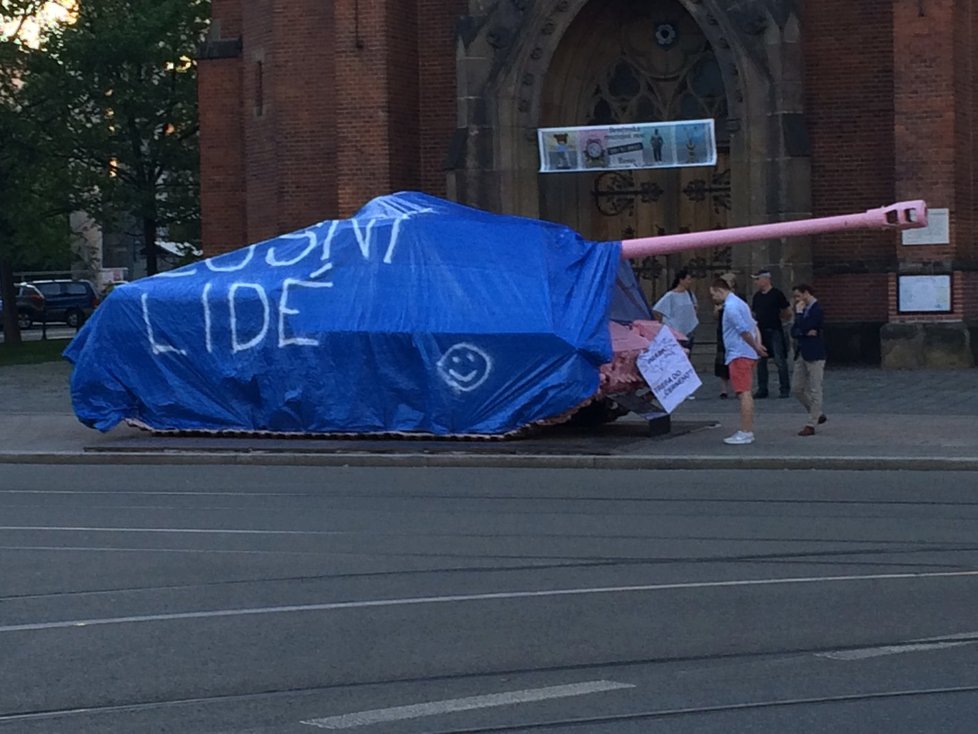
xmin=619 ymin=200 xmax=929 ymax=260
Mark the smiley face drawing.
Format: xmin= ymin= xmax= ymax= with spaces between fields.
xmin=437 ymin=343 xmax=493 ymax=393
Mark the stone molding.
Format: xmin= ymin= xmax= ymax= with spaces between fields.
xmin=452 ymin=0 xmax=811 ymax=288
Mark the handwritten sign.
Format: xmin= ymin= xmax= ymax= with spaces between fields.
xmin=635 ymin=327 xmax=701 ymax=413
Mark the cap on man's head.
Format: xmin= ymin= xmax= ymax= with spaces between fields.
xmin=751 ymin=270 xmax=772 ymax=279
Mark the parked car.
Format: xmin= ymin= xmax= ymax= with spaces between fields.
xmin=0 ymin=283 xmax=46 ymax=330
xmin=27 ymin=279 xmax=100 ymax=328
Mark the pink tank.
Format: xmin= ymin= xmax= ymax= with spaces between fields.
xmin=595 ymin=200 xmax=928 ymax=404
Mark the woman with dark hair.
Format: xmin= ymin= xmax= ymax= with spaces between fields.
xmin=652 ymin=267 xmax=699 ymax=351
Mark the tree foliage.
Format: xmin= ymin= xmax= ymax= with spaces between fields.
xmin=1 ymin=1 xmax=73 ymax=344
xmin=15 ymin=0 xmax=210 ymax=276
xmin=1 ymin=2 xmax=65 ymax=261
xmin=1 ymin=0 xmax=209 ymax=343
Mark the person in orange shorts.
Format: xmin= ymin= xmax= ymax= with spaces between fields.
xmin=709 ymin=277 xmax=768 ymax=445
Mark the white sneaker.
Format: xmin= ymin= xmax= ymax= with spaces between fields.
xmin=723 ymin=430 xmax=755 ymax=445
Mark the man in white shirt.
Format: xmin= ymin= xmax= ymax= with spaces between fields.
xmin=710 ymin=277 xmax=768 ymax=445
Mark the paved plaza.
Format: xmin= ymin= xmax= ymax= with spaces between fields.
xmin=2 ymin=358 xmax=977 ymax=470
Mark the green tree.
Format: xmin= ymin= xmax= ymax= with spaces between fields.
xmin=18 ymin=0 xmax=209 ymax=278
xmin=0 ymin=0 xmax=72 ymax=345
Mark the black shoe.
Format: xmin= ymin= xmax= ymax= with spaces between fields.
xmin=779 ymin=392 xmax=791 ymax=399
xmin=818 ymin=414 xmax=827 ymax=425
xmin=753 ymin=391 xmax=768 ymax=399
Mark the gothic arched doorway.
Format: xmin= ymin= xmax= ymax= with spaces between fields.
xmin=539 ymin=0 xmax=732 ymax=335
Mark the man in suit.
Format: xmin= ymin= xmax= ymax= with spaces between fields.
xmin=790 ymin=283 xmax=828 ymax=436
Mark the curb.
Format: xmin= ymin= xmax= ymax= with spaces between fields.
xmin=1 ymin=450 xmax=977 ymax=471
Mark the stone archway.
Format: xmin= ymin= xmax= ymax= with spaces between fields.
xmin=537 ymin=0 xmax=733 ymax=312
xmin=451 ymin=0 xmax=811 ymax=292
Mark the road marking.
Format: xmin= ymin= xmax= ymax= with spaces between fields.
xmin=2 ymin=569 xmax=978 ymax=634
xmin=0 ymin=490 xmax=313 ymax=496
xmin=300 ymin=680 xmax=634 ymax=729
xmin=0 ymin=545 xmax=332 ymax=557
xmin=817 ymin=632 xmax=978 ymax=660
xmin=0 ymin=526 xmax=346 ymax=536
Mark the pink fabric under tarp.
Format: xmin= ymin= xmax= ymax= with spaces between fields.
xmin=600 ymin=320 xmax=688 ymax=395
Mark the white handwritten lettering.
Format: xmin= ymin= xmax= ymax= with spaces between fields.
xmin=140 ymin=214 xmax=416 ymax=360
xmin=308 ymin=220 xmax=340 ymax=278
xmin=202 ymin=283 xmax=214 ymax=354
xmin=266 ymin=231 xmax=319 ymax=267
xmin=229 ymin=283 xmax=270 ymax=353
xmin=351 ymin=215 xmax=413 ymax=263
xmin=350 ymin=218 xmax=377 ymax=260
xmin=278 ymin=278 xmax=334 ymax=347
xmin=141 ymin=293 xmax=188 ymax=356
xmin=207 ymin=244 xmax=256 ymax=273
xmin=384 ymin=216 xmax=404 ymax=264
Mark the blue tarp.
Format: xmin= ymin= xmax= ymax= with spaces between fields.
xmin=609 ymin=259 xmax=653 ymax=323
xmin=65 ymin=192 xmax=622 ymax=436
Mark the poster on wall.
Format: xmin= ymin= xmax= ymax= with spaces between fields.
xmin=897 ymin=274 xmax=953 ymax=314
xmin=537 ymin=119 xmax=717 ymax=174
xmin=901 ymin=207 xmax=950 ymax=246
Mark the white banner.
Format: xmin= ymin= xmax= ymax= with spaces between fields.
xmin=635 ymin=327 xmax=701 ymax=414
xmin=538 ymin=119 xmax=717 ymax=174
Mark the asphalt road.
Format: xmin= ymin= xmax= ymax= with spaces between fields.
xmin=1 ymin=466 xmax=977 ymax=733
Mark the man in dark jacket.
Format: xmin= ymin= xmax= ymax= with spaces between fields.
xmin=790 ymin=284 xmax=827 ymax=436
xmin=750 ymin=270 xmax=792 ymax=398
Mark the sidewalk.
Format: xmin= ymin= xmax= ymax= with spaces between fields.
xmin=2 ymin=360 xmax=977 ymax=470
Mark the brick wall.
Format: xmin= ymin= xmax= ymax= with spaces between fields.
xmin=199 ymin=0 xmax=976 ymax=339
xmin=210 ymin=0 xmax=241 ymax=38
xmin=804 ymin=0 xmax=896 ymax=290
xmin=892 ymin=0 xmax=957 ymax=267
xmin=805 ymin=0 xmax=978 ymax=342
xmin=200 ymin=0 xmax=466 ymax=254
xmin=333 ymin=1 xmax=393 ymax=216
xmin=887 ymin=0 xmax=974 ymax=324
xmin=198 ymin=0 xmax=246 ymax=256
xmin=963 ymin=271 xmax=978 ymax=319
xmin=972 ymin=0 xmax=978 ymax=266
xmin=416 ymin=0 xmax=465 ymax=197
xmin=241 ymin=0 xmax=278 ymax=243
xmin=238 ymin=0 xmax=343 ymax=241
xmin=269 ymin=0 xmax=337 ymax=234
xmin=198 ymin=57 xmax=245 ymax=256
xmin=386 ymin=2 xmax=421 ymax=192
xmin=956 ymin=0 xmax=978 ymax=264
xmin=815 ymin=273 xmax=889 ymax=323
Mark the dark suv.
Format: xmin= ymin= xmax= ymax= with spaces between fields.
xmin=0 ymin=283 xmax=46 ymax=330
xmin=28 ymin=279 xmax=100 ymax=328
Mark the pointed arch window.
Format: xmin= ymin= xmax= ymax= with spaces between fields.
xmin=585 ymin=3 xmax=729 ymax=148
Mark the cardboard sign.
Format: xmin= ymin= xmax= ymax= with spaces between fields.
xmin=636 ymin=327 xmax=701 ymax=413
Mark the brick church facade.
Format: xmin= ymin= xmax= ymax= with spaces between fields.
xmin=198 ymin=0 xmax=978 ymax=367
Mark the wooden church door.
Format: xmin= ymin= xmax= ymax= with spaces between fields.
xmin=540 ymin=0 xmax=733 ymax=341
